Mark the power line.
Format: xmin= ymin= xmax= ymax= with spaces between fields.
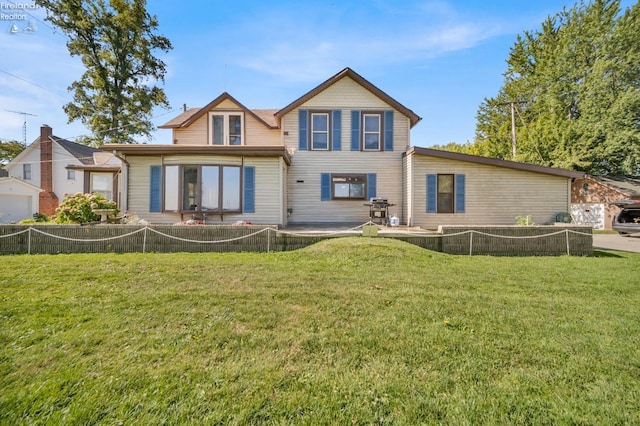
xmin=0 ymin=68 xmax=68 ymax=99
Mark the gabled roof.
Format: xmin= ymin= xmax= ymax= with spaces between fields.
xmin=406 ymin=146 xmax=585 ymax=179
xmin=159 ymin=93 xmax=279 ymax=130
xmin=275 ymin=67 xmax=422 ymax=128
xmin=6 ymin=134 xmax=101 ymax=170
xmin=0 ymin=176 xmax=43 ymax=192
xmin=54 ymin=136 xmax=101 ymax=165
xmin=587 ymin=175 xmax=640 ymax=197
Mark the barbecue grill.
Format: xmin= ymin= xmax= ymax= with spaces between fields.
xmin=364 ymin=197 xmax=395 ymax=225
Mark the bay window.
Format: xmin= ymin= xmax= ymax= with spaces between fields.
xmin=164 ymin=165 xmax=241 ymax=213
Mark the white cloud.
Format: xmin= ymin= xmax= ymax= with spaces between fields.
xmin=234 ymin=1 xmax=504 ymax=84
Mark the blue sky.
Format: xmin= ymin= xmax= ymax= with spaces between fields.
xmin=0 ymin=0 xmax=635 ymax=147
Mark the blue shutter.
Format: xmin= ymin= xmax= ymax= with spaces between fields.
xmin=243 ymin=166 xmax=255 ymax=213
xmin=351 ymin=110 xmax=360 ymax=151
xmin=426 ymin=174 xmax=437 ymax=213
xmin=321 ymin=173 xmax=331 ymax=201
xmin=384 ymin=110 xmax=394 ymax=151
xmin=149 ymin=165 xmax=162 ymax=212
xmin=455 ymin=174 xmax=465 ymax=213
xmin=367 ymin=173 xmax=377 ymax=200
xmin=298 ymin=109 xmax=308 ymax=150
xmin=332 ymin=109 xmax=342 ymax=150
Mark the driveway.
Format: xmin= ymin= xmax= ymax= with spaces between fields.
xmin=593 ymin=234 xmax=640 ymax=253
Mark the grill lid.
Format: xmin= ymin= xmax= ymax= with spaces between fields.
xmin=370 ymin=197 xmax=388 ymax=204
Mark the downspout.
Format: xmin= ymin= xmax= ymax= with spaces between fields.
xmin=112 ymin=150 xmax=129 ymax=213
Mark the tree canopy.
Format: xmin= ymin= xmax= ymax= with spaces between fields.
xmin=36 ymin=0 xmax=173 ymax=145
xmin=0 ymin=140 xmax=25 ymax=166
xmin=472 ymin=0 xmax=640 ymax=175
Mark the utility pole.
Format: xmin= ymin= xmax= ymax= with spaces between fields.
xmin=496 ymin=101 xmax=526 ymax=159
xmin=5 ymin=110 xmax=38 ymax=145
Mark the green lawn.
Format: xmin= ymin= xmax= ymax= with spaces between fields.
xmin=1 ymin=238 xmax=639 ymax=425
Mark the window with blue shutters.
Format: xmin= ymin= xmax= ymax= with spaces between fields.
xmin=332 ymin=110 xmax=342 ymax=150
xmin=321 ymin=173 xmax=331 ymax=201
xmin=384 ymin=110 xmax=394 ymax=151
xmin=243 ymin=166 xmax=255 ymax=213
xmin=298 ymin=109 xmax=308 ymax=150
xmin=157 ymin=164 xmax=247 ymax=214
xmin=351 ymin=110 xmax=360 ymax=151
xmin=302 ymin=110 xmax=342 ymax=151
xmin=426 ymin=173 xmax=466 ymax=214
xmin=426 ymin=174 xmax=437 ymax=213
xmin=321 ymin=173 xmax=372 ymax=200
xmin=351 ymin=110 xmax=394 ymax=151
xmin=149 ymin=165 xmax=162 ymax=212
xmin=455 ymin=174 xmax=465 ymax=213
xmin=367 ymin=173 xmax=377 ymax=200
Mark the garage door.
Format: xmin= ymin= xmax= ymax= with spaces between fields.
xmin=0 ymin=195 xmax=32 ymax=224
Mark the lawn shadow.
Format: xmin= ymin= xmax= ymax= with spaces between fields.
xmin=593 ymin=249 xmax=625 ymax=258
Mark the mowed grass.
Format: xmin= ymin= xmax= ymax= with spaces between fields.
xmin=1 ymin=238 xmax=639 ymax=425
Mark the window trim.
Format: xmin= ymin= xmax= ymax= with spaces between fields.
xmin=310 ymin=111 xmax=331 ymax=151
xmin=23 ymin=163 xmax=31 ymax=180
xmin=331 ymin=173 xmax=367 ymax=200
xmin=362 ymin=112 xmax=382 ymax=151
xmin=437 ymin=174 xmax=454 ymax=214
xmin=208 ymin=111 xmax=245 ymax=146
xmin=427 ymin=173 xmax=466 ymax=214
xmin=162 ymin=164 xmax=242 ymax=214
xmin=67 ymin=169 xmax=76 ymax=180
xmin=90 ymin=172 xmax=114 ymax=201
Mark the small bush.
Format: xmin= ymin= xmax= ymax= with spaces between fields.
xmin=515 ymin=215 xmax=535 ymax=226
xmin=54 ymin=193 xmax=118 ymax=224
xmin=19 ymin=213 xmax=52 ymax=224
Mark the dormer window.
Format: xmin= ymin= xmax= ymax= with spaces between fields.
xmin=209 ymin=112 xmax=244 ymax=145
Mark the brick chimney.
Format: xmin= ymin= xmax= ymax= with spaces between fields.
xmin=38 ymin=125 xmax=59 ymax=215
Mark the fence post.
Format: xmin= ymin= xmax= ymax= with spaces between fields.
xmin=267 ymin=228 xmax=270 ymax=253
xmin=143 ymin=226 xmax=148 ymax=253
xmin=565 ymin=229 xmax=570 ymax=256
xmin=469 ymin=231 xmax=473 ymax=256
xmin=28 ymin=227 xmax=32 ymax=255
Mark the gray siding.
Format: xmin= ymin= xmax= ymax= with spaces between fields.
xmin=409 ymin=154 xmax=573 ymax=229
xmin=282 ymin=77 xmax=410 ymax=224
xmin=172 ymin=99 xmax=280 ymax=146
xmin=125 ymin=155 xmax=284 ymax=225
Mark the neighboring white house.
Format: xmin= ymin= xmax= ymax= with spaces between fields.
xmin=3 ymin=125 xmax=121 ymax=219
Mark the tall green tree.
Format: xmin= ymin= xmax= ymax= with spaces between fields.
xmin=36 ymin=0 xmax=172 ymax=145
xmin=0 ymin=140 xmax=25 ymax=166
xmin=475 ymin=0 xmax=640 ymax=175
